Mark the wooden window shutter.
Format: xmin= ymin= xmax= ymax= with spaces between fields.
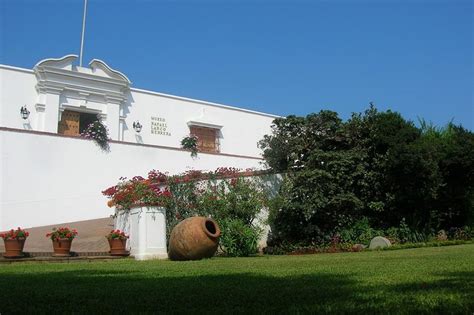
xmin=58 ymin=110 xmax=80 ymax=136
xmin=190 ymin=126 xmax=219 ymax=153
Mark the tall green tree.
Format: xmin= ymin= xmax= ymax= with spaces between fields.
xmin=262 ymin=105 xmax=473 ymax=245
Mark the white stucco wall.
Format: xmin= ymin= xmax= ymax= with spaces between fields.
xmin=0 ymin=129 xmax=266 ymax=231
xmin=124 ymin=89 xmax=276 ymax=157
xmin=0 ymin=62 xmax=278 ymax=158
xmin=0 ymin=56 xmax=280 ymax=232
xmin=0 ymin=66 xmax=38 ymax=129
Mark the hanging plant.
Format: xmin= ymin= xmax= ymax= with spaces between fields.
xmin=81 ymin=120 xmax=110 ymax=152
xmin=181 ymin=135 xmax=199 ymax=158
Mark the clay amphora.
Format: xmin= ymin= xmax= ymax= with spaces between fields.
xmin=168 ymin=217 xmax=221 ymax=261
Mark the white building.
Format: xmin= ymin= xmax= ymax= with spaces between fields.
xmin=0 ymin=55 xmax=278 ymax=231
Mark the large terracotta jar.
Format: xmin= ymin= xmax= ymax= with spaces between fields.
xmin=108 ymin=239 xmax=129 ymax=256
xmin=3 ymin=238 xmax=26 ymax=258
xmin=52 ymin=239 xmax=73 ymax=257
xmin=168 ymin=217 xmax=221 ymax=261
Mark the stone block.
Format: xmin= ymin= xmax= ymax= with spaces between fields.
xmin=369 ymin=236 xmax=392 ymax=249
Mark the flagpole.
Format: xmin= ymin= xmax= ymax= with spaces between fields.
xmin=79 ymin=0 xmax=88 ymax=67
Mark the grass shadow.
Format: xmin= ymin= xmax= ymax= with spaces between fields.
xmin=0 ymin=267 xmax=472 ymax=314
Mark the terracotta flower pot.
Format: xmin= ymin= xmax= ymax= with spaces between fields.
xmin=3 ymin=238 xmax=26 ymax=258
xmin=108 ymin=238 xmax=129 ymax=256
xmin=52 ymin=239 xmax=73 ymax=257
xmin=168 ymin=217 xmax=221 ymax=261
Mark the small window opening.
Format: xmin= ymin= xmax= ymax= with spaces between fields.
xmin=190 ymin=126 xmax=220 ymax=153
xmin=58 ymin=110 xmax=99 ymax=136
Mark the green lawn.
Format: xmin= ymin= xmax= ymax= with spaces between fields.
xmin=0 ymin=245 xmax=473 ymax=314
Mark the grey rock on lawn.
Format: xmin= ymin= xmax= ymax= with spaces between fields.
xmin=369 ymin=236 xmax=392 ymax=249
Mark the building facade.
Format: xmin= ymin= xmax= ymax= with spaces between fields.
xmin=0 ymin=55 xmax=278 ymax=231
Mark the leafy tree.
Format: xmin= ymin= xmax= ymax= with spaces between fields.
xmin=262 ymin=105 xmax=473 ymax=245
xmin=431 ymin=124 xmax=474 ymax=228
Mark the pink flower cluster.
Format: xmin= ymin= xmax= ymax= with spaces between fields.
xmin=106 ymin=229 xmax=129 ymax=240
xmin=46 ymin=227 xmax=78 ymax=241
xmin=0 ymin=227 xmax=29 ymax=240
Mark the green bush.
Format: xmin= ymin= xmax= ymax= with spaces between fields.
xmin=383 ymin=218 xmax=430 ymax=244
xmin=164 ymin=169 xmax=269 ymax=257
xmin=260 ymin=105 xmax=474 ymax=246
xmin=448 ymin=226 xmax=474 ymax=240
xmin=338 ymin=217 xmax=381 ymax=245
xmin=219 ymin=219 xmax=262 ymax=257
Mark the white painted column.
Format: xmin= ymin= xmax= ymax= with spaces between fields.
xmin=43 ymin=91 xmax=61 ymax=133
xmin=106 ymin=103 xmax=120 ymax=141
xmin=34 ymin=103 xmax=46 ymax=131
xmin=115 ymin=207 xmax=168 ymax=260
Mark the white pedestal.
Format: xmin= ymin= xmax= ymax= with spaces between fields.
xmin=115 ymin=207 xmax=168 ymax=260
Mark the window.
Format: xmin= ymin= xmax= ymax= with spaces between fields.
xmin=190 ymin=126 xmax=219 ymax=153
xmin=58 ymin=110 xmax=98 ymax=136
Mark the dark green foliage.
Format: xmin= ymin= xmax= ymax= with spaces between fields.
xmin=448 ymin=226 xmax=474 ymax=240
xmin=219 ymin=218 xmax=261 ymax=257
xmin=180 ymin=135 xmax=198 ymax=157
xmin=384 ymin=219 xmax=430 ymax=244
xmin=338 ymin=217 xmax=381 ymax=245
xmin=165 ymin=174 xmax=267 ymax=256
xmin=436 ymin=125 xmax=474 ymax=228
xmin=262 ymin=105 xmax=474 ymax=245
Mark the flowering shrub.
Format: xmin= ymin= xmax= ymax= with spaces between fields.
xmin=46 ymin=227 xmax=78 ymax=241
xmin=103 ymin=167 xmax=270 ymax=256
xmin=81 ymin=120 xmax=110 ymax=151
xmin=180 ymin=135 xmax=198 ymax=158
xmin=106 ymin=229 xmax=129 ymax=240
xmin=0 ymin=227 xmax=29 ymax=240
xmin=102 ymin=173 xmax=172 ymax=210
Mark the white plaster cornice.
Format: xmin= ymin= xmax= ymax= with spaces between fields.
xmin=0 ymin=64 xmax=34 ymax=74
xmin=61 ymin=104 xmax=102 ymax=115
xmin=187 ymin=108 xmax=223 ymax=130
xmin=35 ymin=103 xmax=46 ymax=112
xmin=187 ymin=120 xmax=223 ymax=130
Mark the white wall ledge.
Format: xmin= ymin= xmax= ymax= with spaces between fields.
xmin=0 ymin=126 xmax=264 ymax=161
xmin=0 ymin=64 xmax=35 ymax=73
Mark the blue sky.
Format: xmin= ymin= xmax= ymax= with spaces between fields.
xmin=1 ymin=0 xmax=472 ymax=129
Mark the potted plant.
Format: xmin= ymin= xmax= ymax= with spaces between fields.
xmin=181 ymin=135 xmax=199 ymax=158
xmin=106 ymin=230 xmax=129 ymax=256
xmin=81 ymin=119 xmax=110 ymax=152
xmin=46 ymin=227 xmax=78 ymax=257
xmin=1 ymin=227 xmax=29 ymax=258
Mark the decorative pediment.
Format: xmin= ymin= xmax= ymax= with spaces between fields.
xmin=34 ymin=54 xmax=130 ymax=105
xmin=89 ymin=59 xmax=131 ymax=83
xmin=34 ymin=54 xmax=78 ymax=71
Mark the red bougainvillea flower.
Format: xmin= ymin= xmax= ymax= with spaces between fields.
xmin=46 ymin=227 xmax=78 ymax=241
xmin=106 ymin=229 xmax=129 ymax=240
xmin=0 ymin=227 xmax=30 ymax=240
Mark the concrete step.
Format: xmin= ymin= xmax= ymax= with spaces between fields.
xmin=0 ymin=255 xmax=128 ymax=264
